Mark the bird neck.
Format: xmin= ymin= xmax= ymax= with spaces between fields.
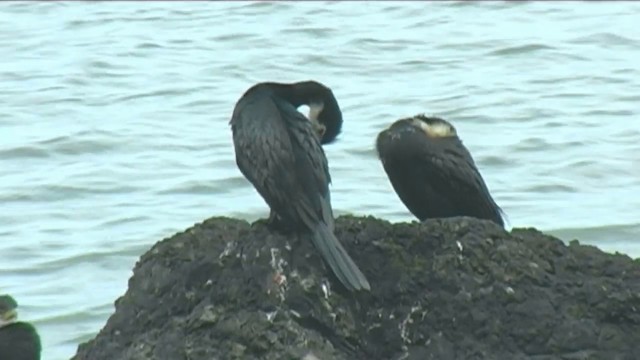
xmin=251 ymin=81 xmax=342 ymax=144
xmin=261 ymin=83 xmax=307 ymax=108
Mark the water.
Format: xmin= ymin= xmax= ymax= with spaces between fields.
xmin=0 ymin=1 xmax=638 ymax=359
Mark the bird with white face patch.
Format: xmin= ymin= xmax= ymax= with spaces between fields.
xmin=230 ymin=80 xmax=370 ymax=292
xmin=376 ymin=114 xmax=505 ymax=227
xmin=307 ymin=101 xmax=327 ymax=139
xmin=0 ymin=294 xmax=41 ymax=360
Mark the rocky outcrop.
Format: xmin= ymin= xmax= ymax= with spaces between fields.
xmin=73 ymin=216 xmax=640 ymax=360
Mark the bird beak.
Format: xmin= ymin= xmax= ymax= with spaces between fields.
xmin=312 ymin=120 xmax=326 ymax=140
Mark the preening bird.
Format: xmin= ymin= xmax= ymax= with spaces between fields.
xmin=230 ymin=80 xmax=370 ymax=291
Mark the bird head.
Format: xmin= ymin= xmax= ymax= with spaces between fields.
xmin=0 ymin=294 xmax=18 ymax=327
xmin=294 ymin=81 xmax=343 ymax=144
xmin=308 ymin=101 xmax=328 ymax=139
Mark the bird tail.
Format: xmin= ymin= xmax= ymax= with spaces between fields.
xmin=310 ymin=223 xmax=371 ymax=291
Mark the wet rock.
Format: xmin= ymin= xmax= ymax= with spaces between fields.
xmin=73 ymin=216 xmax=640 ymax=360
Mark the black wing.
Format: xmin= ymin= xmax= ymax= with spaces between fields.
xmin=280 ymin=99 xmax=335 ymax=230
xmin=421 ymin=137 xmax=504 ymax=225
xmin=231 ymin=94 xmax=333 ymax=230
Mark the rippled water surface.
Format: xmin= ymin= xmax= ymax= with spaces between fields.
xmin=1 ymin=2 xmax=639 ymax=359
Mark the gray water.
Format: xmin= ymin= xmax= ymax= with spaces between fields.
xmin=1 ymin=1 xmax=639 ymax=359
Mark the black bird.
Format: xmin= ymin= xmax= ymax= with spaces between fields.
xmin=0 ymin=294 xmax=41 ymax=360
xmin=376 ymin=114 xmax=505 ymax=227
xmin=230 ymin=80 xmax=371 ymax=292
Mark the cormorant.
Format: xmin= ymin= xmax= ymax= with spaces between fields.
xmin=0 ymin=294 xmax=41 ymax=360
xmin=376 ymin=114 xmax=505 ymax=227
xmin=230 ymin=80 xmax=370 ymax=291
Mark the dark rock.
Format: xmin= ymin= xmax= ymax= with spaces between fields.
xmin=72 ymin=216 xmax=640 ymax=360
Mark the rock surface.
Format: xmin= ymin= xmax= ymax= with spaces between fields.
xmin=73 ymin=216 xmax=640 ymax=360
